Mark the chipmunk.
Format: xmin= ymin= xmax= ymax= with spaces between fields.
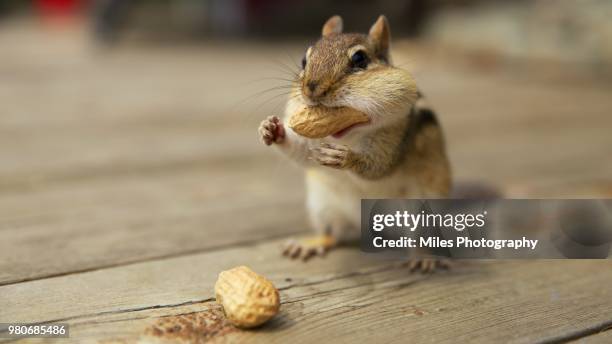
xmin=258 ymin=15 xmax=452 ymax=271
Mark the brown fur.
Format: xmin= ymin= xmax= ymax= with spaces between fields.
xmin=341 ymin=94 xmax=451 ymax=197
xmin=302 ymin=33 xmax=373 ymax=100
xmin=403 ymin=103 xmax=452 ymax=196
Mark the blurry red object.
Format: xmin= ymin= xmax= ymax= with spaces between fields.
xmin=36 ymin=0 xmax=84 ymax=17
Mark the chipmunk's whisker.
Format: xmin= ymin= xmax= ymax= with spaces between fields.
xmin=269 ymin=58 xmax=299 ymax=79
xmin=281 ymin=48 xmax=302 ymax=71
xmin=230 ymin=85 xmax=292 ymax=116
xmin=273 ymin=58 xmax=299 ymax=75
xmin=243 ymin=76 xmax=296 ymax=85
xmin=263 ymin=64 xmax=298 ymax=79
xmin=242 ymin=91 xmax=292 ymax=121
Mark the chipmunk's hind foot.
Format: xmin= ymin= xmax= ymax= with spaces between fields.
xmin=282 ymin=235 xmax=337 ymax=261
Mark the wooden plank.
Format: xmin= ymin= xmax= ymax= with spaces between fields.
xmin=1 ymin=240 xmax=610 ymax=343
xmin=0 ymin=126 xmax=273 ymax=192
xmin=0 ymin=160 xmax=306 ymax=285
xmin=0 ymin=30 xmax=295 ymax=190
xmin=573 ymin=330 xmax=612 ymax=344
xmin=0 ymin=241 xmax=386 ymax=325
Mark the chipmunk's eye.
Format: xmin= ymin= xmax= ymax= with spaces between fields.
xmin=301 ymin=55 xmax=307 ymax=69
xmin=350 ymin=50 xmax=368 ymax=70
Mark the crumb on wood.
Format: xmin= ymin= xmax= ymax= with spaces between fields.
xmin=144 ymin=306 xmax=237 ymax=343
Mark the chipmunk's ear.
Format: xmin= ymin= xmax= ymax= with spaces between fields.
xmin=369 ymin=15 xmax=390 ymax=57
xmin=322 ymin=15 xmax=343 ymax=37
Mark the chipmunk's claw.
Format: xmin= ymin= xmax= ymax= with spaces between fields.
xmin=282 ymin=235 xmax=337 ymax=261
xmin=259 ymin=116 xmax=285 ymax=145
xmin=309 ymin=142 xmax=351 ymax=169
xmin=407 ymin=258 xmax=452 ymax=273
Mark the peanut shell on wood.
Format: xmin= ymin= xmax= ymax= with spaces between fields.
xmin=214 ymin=266 xmax=280 ymax=328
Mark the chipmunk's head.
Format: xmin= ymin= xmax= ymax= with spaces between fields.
xmin=290 ymin=16 xmax=418 ymax=137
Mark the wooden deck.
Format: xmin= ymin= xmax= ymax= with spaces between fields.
xmin=1 ymin=23 xmax=611 ymax=343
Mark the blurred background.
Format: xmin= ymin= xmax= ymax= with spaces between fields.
xmin=1 ymin=0 xmax=611 ymax=191
xmin=1 ymin=0 xmax=611 ymax=198
xmin=1 ymin=0 xmax=612 ymax=276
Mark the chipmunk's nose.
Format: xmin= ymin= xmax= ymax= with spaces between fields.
xmin=307 ymin=81 xmax=318 ymax=93
xmin=304 ymin=80 xmax=327 ymax=100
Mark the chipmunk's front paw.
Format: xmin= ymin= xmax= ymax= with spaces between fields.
xmin=282 ymin=235 xmax=337 ymax=261
xmin=407 ymin=258 xmax=452 ymax=273
xmin=310 ymin=142 xmax=352 ymax=169
xmin=258 ymin=116 xmax=285 ymax=145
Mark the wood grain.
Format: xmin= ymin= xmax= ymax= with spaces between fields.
xmin=1 ymin=240 xmax=610 ymax=343
xmin=0 ymin=163 xmax=306 ymax=285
